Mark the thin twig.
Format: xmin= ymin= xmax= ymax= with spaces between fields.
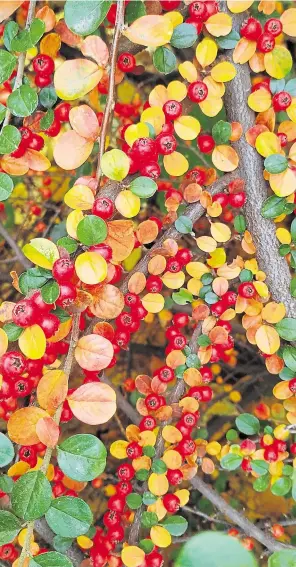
xmin=95 ymin=0 xmax=125 ymax=188
xmin=183 ymin=505 xmax=231 ymax=527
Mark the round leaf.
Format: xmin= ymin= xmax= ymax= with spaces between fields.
xmin=45 ymin=496 xmax=93 ymax=537
xmin=0 ymin=125 xmax=21 ymax=154
xmin=77 ymin=215 xmax=107 ymax=246
xmin=235 ymin=413 xmax=260 ymax=435
xmin=160 ymin=515 xmax=188 ymax=536
xmin=220 ymin=453 xmax=243 ymax=471
xmin=101 ymin=149 xmax=130 ymax=181
xmin=264 ymin=154 xmax=288 ymax=174
xmin=176 ymin=532 xmax=258 ymax=567
xmin=29 ymin=551 xmax=73 ymax=567
xmin=0 ymin=511 xmax=21 ymax=545
xmin=67 ymin=382 xmax=116 ymax=425
xmin=153 ymin=46 xmax=176 ymax=74
xmin=64 ymin=0 xmax=111 ymax=36
xmin=11 ymin=471 xmax=52 ymax=521
xmin=57 ymin=434 xmax=107 ymax=481
xmin=268 ymin=551 xmax=296 ymax=567
xmin=126 ymin=493 xmax=142 ymax=510
xmin=7 ymin=85 xmax=38 ymax=117
xmin=130 ymin=176 xmax=157 ymax=198
xmin=0 ymin=433 xmax=14 ymax=467
xmin=170 ymin=23 xmax=197 ymax=48
xmin=0 ymin=173 xmax=13 ymax=201
xmin=0 ymin=51 xmax=17 ymax=83
xmin=41 ymin=280 xmax=60 ymax=304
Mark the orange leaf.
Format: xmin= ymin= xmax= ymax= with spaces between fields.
xmin=36 ymin=6 xmax=56 ymax=32
xmin=8 ymin=407 xmax=49 ymax=445
xmin=81 ymin=35 xmax=109 ymax=67
xmin=55 ymin=20 xmax=83 ymax=48
xmin=135 ymin=375 xmax=152 ymax=395
xmin=53 ymin=130 xmax=93 ymax=170
xmin=255 ymin=324 xmax=280 ymax=354
xmin=0 ymin=1 xmax=22 ymax=22
xmin=105 ymin=220 xmax=135 ymax=262
xmin=75 ymin=334 xmax=113 ymax=371
xmin=69 ymin=105 xmax=100 ymax=142
xmin=37 ymin=369 xmax=68 ymax=414
xmin=136 ymin=220 xmax=159 ymax=245
xmin=212 ymin=145 xmax=239 ymax=172
xmin=90 ymin=284 xmax=124 ymax=319
xmin=25 ymin=149 xmax=51 ymax=171
xmin=0 ymin=154 xmax=29 ymax=175
xmin=128 ymin=272 xmax=146 ymax=294
xmin=36 ymin=417 xmax=60 ymax=448
xmin=67 ymin=382 xmax=116 ymax=425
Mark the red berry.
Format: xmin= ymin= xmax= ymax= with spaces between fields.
xmin=131 ymin=137 xmax=157 ymax=162
xmin=290 ymin=443 xmax=296 ymax=455
xmin=30 ymin=290 xmax=53 ymax=312
xmin=106 ymin=525 xmax=124 ymax=543
xmin=56 ymin=283 xmax=77 ymax=308
xmin=126 ymin=441 xmax=142 ymax=459
xmin=44 ymin=117 xmax=61 ymax=137
xmin=92 ymin=197 xmax=114 ymax=219
xmin=172 ymin=313 xmax=189 ymax=328
xmin=163 ymin=99 xmax=182 ymax=120
xmin=27 ymin=133 xmax=44 ymax=151
xmin=277 ymin=132 xmax=288 ymax=147
xmin=160 ymin=0 xmax=180 ymax=10
xmin=188 ymin=1 xmax=208 ymax=21
xmin=117 ymin=52 xmax=136 ymax=72
xmin=188 ymin=81 xmax=208 ymax=103
xmin=139 ymin=416 xmax=156 ymax=431
xmin=156 ymin=365 xmax=175 ymax=383
xmin=238 ymin=281 xmax=256 ymax=298
xmin=33 ymin=54 xmax=54 ymax=76
xmin=12 ymin=299 xmax=39 ymax=327
xmin=140 ymin=161 xmax=161 ymax=179
xmin=229 ymin=191 xmax=246 ymax=208
xmin=167 ymin=469 xmax=183 ymax=485
xmin=177 ymin=437 xmax=196 ymax=456
xmin=264 ymin=446 xmax=278 ymax=462
xmin=162 ymin=493 xmax=180 ymax=513
xmin=289 ymin=378 xmax=296 ymax=393
xmin=240 ymin=17 xmax=262 ymax=41
xmin=176 ymin=248 xmax=193 ymax=266
xmin=35 ymin=74 xmax=52 ymax=88
xmin=108 ymin=495 xmax=126 ymax=513
xmin=146 ymin=275 xmax=163 ymax=293
xmin=145 ymin=393 xmax=161 ymax=412
xmin=19 ymin=446 xmax=37 ymax=467
xmin=117 ymin=463 xmax=135 ymax=481
xmin=54 ymin=102 xmax=71 ymax=122
xmin=53 ymin=258 xmax=75 ymax=283
xmin=155 ymin=133 xmax=177 ymax=155
xmin=171 ymin=334 xmax=186 ymax=350
xmin=197 ymin=133 xmax=215 ymax=153
xmin=213 ymin=193 xmax=229 ymax=208
xmin=257 ymin=32 xmax=275 ymax=53
xmin=166 ymin=257 xmax=181 ymax=272
xmin=264 ymin=18 xmax=282 ymax=37
xmin=39 ymin=313 xmax=60 ymax=338
xmin=181 ymin=412 xmax=198 ymax=428
xmin=272 ymin=91 xmax=292 ymax=112
xmin=90 ymin=243 xmax=113 ymax=261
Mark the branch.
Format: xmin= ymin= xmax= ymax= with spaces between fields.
xmin=35 ymin=519 xmax=84 ymax=567
xmin=222 ymin=4 xmax=296 ymax=318
xmin=0 ymin=222 xmax=31 ymax=270
xmin=95 ymin=0 xmax=125 ymax=188
xmin=183 ymin=505 xmax=231 ymax=527
xmin=190 ymin=476 xmax=291 ymax=553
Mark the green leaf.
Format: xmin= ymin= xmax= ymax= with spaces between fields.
xmin=39 ymin=86 xmax=57 ymax=109
xmin=186 ymin=353 xmax=200 ymax=369
xmin=275 ymin=318 xmax=296 ymax=341
xmin=0 ymin=475 xmax=13 ymax=494
xmin=126 ymin=493 xmax=142 ymax=510
xmin=279 ymin=366 xmax=295 ymax=381
xmin=40 ymin=109 xmax=54 ymax=130
xmin=212 ymin=120 xmax=231 ymax=145
xmin=0 ymin=125 xmax=21 ymax=154
xmin=0 ymin=51 xmax=17 ymax=84
xmin=283 ymin=346 xmax=296 ymax=372
xmin=51 ymin=306 xmax=71 ymax=323
xmin=8 ymin=85 xmax=38 ymax=118
xmin=217 ymin=29 xmax=240 ymax=49
xmin=0 ymin=103 xmax=7 ymax=124
xmin=172 ymin=288 xmax=193 ymax=305
xmin=285 ymin=79 xmax=296 ymax=97
xmin=151 ymin=459 xmax=167 ymax=475
xmin=226 ymin=429 xmax=238 ymax=442
xmin=143 ymin=445 xmax=156 ymax=458
xmin=3 ymin=322 xmax=23 ymax=341
xmin=141 ymin=511 xmax=158 ymax=528
xmin=290 ymin=278 xmax=296 ymax=298
xmin=220 ymin=453 xmax=243 ymax=471
xmin=0 ymin=511 xmax=22 ymax=545
xmin=271 ymin=476 xmax=291 ymax=496
xmin=250 ymin=460 xmax=269 ymax=476
xmin=77 ymin=215 xmax=108 ymax=246
xmin=11 ymin=18 xmax=45 ymax=51
xmin=239 ymin=269 xmax=253 ymax=282
xmin=170 ymin=23 xmax=197 ymax=48
xmin=136 ymin=468 xmax=149 ymax=481
xmin=0 ymin=173 xmax=13 ymax=201
xmin=234 ymin=215 xmax=246 ymax=233
xmin=279 ymin=244 xmax=291 ymax=257
xmin=45 ymin=496 xmax=93 ymax=537
xmin=291 ymin=218 xmax=296 ymax=243
xmin=64 ymin=0 xmax=111 ymax=36
xmin=264 ymin=154 xmax=288 ymax=174
xmin=175 ymin=215 xmax=193 ymax=234
xmin=261 ymin=195 xmax=287 ymax=219
xmin=41 ymin=280 xmax=60 ymax=304
xmin=130 ymin=176 xmax=157 ymax=198
xmin=205 ymin=291 xmax=219 ymax=305
xmin=270 ymin=79 xmax=286 ymax=94
xmin=53 ymin=536 xmax=74 ymax=554
xmin=139 ymin=539 xmax=154 ymax=554
xmin=176 ymin=532 xmax=258 ymax=567
xmin=3 ymin=21 xmax=19 ymax=51
xmin=153 ymin=46 xmax=176 ymax=75
xmin=0 ymin=433 xmax=14 ymax=467
xmin=57 ymin=236 xmax=78 ymax=254
xmin=125 ymin=0 xmax=146 ymax=23
xmin=29 ymin=551 xmax=73 ymax=567
xmin=235 ymin=413 xmax=260 ymax=435
xmin=11 ymin=471 xmax=52 ymax=521
xmin=161 ymin=515 xmax=188 ymax=536
xmin=57 ymin=434 xmax=107 ymax=482
xmin=268 ymin=550 xmax=296 ymax=567
xmin=142 ymin=492 xmax=157 ymax=506
xmin=197 ymin=334 xmax=211 ymax=347
xmin=19 ymin=267 xmax=52 ymax=295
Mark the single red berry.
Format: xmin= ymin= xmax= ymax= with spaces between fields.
xmin=131 ymin=137 xmax=157 ymax=162
xmin=146 ymin=275 xmax=163 ymax=293
xmin=264 ymin=445 xmax=278 ymax=462
xmin=200 ymin=366 xmax=214 ymax=383
xmin=177 ymin=437 xmax=196 ymax=456
xmin=181 ymin=412 xmax=198 ymax=428
xmin=92 ymin=197 xmax=114 ymax=219
xmin=33 ymin=54 xmax=54 ymax=76
xmin=211 ymin=300 xmax=227 ymax=317
xmin=117 ymin=463 xmax=135 ymax=481
xmin=176 ymin=248 xmax=193 ymax=266
xmin=140 ymin=161 xmax=161 ymax=179
xmin=90 ymin=243 xmax=113 ymax=261
xmin=156 ymin=365 xmax=175 ymax=383
xmin=160 ymin=0 xmax=180 ymax=10
xmin=155 ymin=133 xmax=177 ymax=155
xmin=272 ymin=91 xmax=292 ymax=112
xmin=188 ymin=81 xmax=208 ymax=103
xmin=30 ymin=290 xmax=53 ymax=312
xmin=172 ymin=313 xmax=189 ymax=328
xmin=240 ymin=17 xmax=262 ymax=41
xmin=213 ymin=192 xmax=229 ymax=208
xmin=290 ymin=443 xmax=296 ymax=455
xmin=257 ymin=32 xmax=275 ymax=53
xmin=27 ymin=133 xmax=44 ymax=151
xmin=289 ymin=377 xmax=296 ymax=393
xmin=44 ymin=117 xmax=61 ymax=137
xmin=197 ymin=133 xmax=215 ymax=153
xmin=146 ymin=552 xmax=164 ymax=567
xmin=171 ymin=334 xmax=186 ymax=350
xmin=117 ymin=52 xmax=136 ymax=72
xmin=238 ymin=281 xmax=256 ymax=299
xmin=54 ymin=102 xmax=71 ymax=122
xmin=39 ymin=313 xmax=60 ymax=338
xmin=53 ymin=258 xmax=75 ymax=283
xmin=166 ymin=257 xmax=181 ymax=273
xmin=162 ymin=493 xmax=180 ymax=513
xmin=277 ymin=132 xmax=288 ymax=147
xmin=145 ymin=393 xmax=161 ymax=412
xmin=56 ymin=283 xmax=77 ymax=308
xmin=126 ymin=441 xmax=143 ymax=459
xmin=264 ymin=18 xmax=282 ymax=37
xmin=139 ymin=415 xmax=157 ymax=431
xmin=167 ymin=469 xmax=183 ymax=485
xmin=188 ymin=1 xmax=208 ymax=21
xmin=163 ymin=100 xmax=182 ymax=120
xmin=19 ymin=446 xmax=37 ymax=467
xmin=12 ymin=299 xmax=38 ymax=327
xmin=108 ymin=495 xmax=126 ymax=513
xmin=106 ymin=525 xmax=124 ymax=543
xmin=116 ymin=480 xmax=133 ymax=496
xmin=35 ymin=74 xmax=52 ymax=88
xmin=229 ymin=191 xmax=246 ymax=208
xmin=223 ymin=291 xmax=237 ymax=306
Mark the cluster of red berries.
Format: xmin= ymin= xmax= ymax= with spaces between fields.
xmin=240 ymin=16 xmax=282 ymax=53
xmin=33 ymin=53 xmax=55 ymax=88
xmin=185 ymin=1 xmax=219 ymax=34
xmin=213 ymin=186 xmax=247 ymax=223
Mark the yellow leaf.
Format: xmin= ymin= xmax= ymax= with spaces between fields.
xmin=54 ymin=59 xmax=102 ymax=100
xmin=64 ymin=185 xmax=94 ymax=210
xmin=142 ymin=293 xmax=164 ymax=314
xmin=123 ymin=15 xmax=173 ymax=47
xmin=75 ymin=251 xmax=107 ymax=285
xmin=248 ymin=89 xmax=272 ymax=112
xmin=162 ymin=449 xmax=182 ymax=470
xmin=255 ymin=325 xmax=280 ymax=354
xmin=264 ymin=46 xmax=292 ymax=79
xmin=216 ymin=261 xmax=240 ymax=278
xmin=148 ymin=472 xmax=169 ymax=496
xmin=196 ymin=236 xmax=217 ymax=253
xmin=110 ymin=440 xmax=128 ymax=459
xmin=162 ymin=271 xmax=185 ymax=289
xmin=212 ymin=145 xmax=239 ymax=172
xmin=8 ymin=461 xmax=30 ymax=477
xmin=115 ymin=190 xmax=140 ymax=218
xmin=77 ymin=536 xmax=93 ymax=550
xmin=163 ymin=151 xmax=188 ymax=176
xmin=166 ymin=80 xmax=187 ymax=101
xmin=163 ymin=10 xmax=183 ymax=27
xmin=101 ymin=149 xmax=130 ymax=181
xmin=255 ymin=131 xmax=280 ymax=157
xmin=121 ymin=546 xmax=145 ymax=567
xmin=23 ymin=238 xmax=59 ymax=269
xmin=195 ymin=37 xmax=217 ymax=68
xmin=280 ymin=8 xmax=296 ymax=37
xmin=162 ymin=425 xmax=182 ymax=444
xmin=262 ymin=302 xmax=286 ymax=324
xmin=227 ymin=0 xmax=254 ymax=12
xmin=233 ymin=38 xmax=257 ymax=64
xmin=253 ymin=281 xmax=269 ymax=298
xmin=211 ymin=62 xmax=236 ymax=82
xmin=174 ymin=116 xmax=200 ymax=140
xmin=141 ymin=106 xmax=165 ymax=135
xmin=210 ymin=222 xmax=231 ymax=243
xmin=66 ymin=209 xmax=84 ymax=240
xmin=186 ymin=262 xmax=209 ymax=279
xmin=276 ymin=227 xmax=291 ymax=244
xmin=149 ymin=85 xmax=168 ymax=107
xmin=175 ymin=488 xmax=190 ymax=505
xmin=53 ymin=131 xmax=94 ymax=171
xmin=199 ymin=96 xmax=223 ymax=117
xmin=0 ymin=328 xmax=8 ymax=357
xmin=205 ymin=13 xmax=232 ymax=36
xmin=150 ymin=526 xmax=171 ymax=548
xmin=178 ymin=61 xmax=198 ymax=82
xmin=125 ymin=123 xmax=149 ymax=147
xmin=18 ymin=325 xmax=46 ymax=360
xmin=269 ymin=169 xmax=296 ymax=197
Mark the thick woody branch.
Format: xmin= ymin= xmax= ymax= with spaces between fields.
xmin=222 ymin=6 xmax=296 ymax=318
